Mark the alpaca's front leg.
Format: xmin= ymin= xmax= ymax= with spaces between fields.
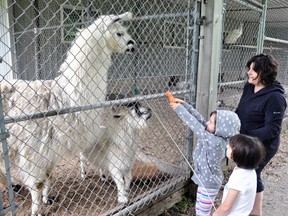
xmin=110 ymin=168 xmax=128 ymax=204
xmin=99 ymin=168 xmax=109 ymax=181
xmin=28 ymin=180 xmax=43 ymax=216
xmin=124 ymin=170 xmax=132 ymax=192
xmin=80 ymin=152 xmax=88 ymax=178
xmin=42 ymin=177 xmax=52 ymax=204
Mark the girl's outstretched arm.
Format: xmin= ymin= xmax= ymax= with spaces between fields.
xmin=167 ymin=91 xmax=206 ymax=126
xmin=212 ymin=189 xmax=239 ymax=216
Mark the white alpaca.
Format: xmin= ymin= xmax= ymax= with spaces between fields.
xmin=0 ymin=12 xmax=135 ymax=216
xmin=80 ymin=102 xmax=152 ymax=204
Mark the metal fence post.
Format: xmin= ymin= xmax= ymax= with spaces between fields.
xmin=256 ymin=0 xmax=267 ymax=54
xmin=186 ymin=0 xmax=202 ymax=164
xmin=0 ymin=92 xmax=17 ymax=216
xmin=197 ymin=0 xmax=224 ymax=117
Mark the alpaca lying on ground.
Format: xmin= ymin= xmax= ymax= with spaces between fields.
xmin=80 ymin=102 xmax=152 ymax=204
xmin=0 ymin=12 xmax=135 ymax=215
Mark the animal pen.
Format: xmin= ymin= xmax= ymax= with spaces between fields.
xmin=0 ymin=0 xmax=288 ymax=215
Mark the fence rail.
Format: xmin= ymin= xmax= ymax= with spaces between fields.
xmin=0 ymin=0 xmax=288 ymax=215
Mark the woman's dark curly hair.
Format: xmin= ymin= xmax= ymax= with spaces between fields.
xmin=246 ymin=53 xmax=279 ymax=86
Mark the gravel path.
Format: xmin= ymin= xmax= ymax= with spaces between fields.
xmin=262 ymin=131 xmax=288 ymax=216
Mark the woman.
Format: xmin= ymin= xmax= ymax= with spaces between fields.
xmin=235 ymin=53 xmax=287 ymax=216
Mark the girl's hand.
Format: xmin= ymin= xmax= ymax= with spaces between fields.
xmin=170 ymin=102 xmax=180 ymax=110
xmin=174 ymin=98 xmax=184 ymax=104
xmin=170 ymin=97 xmax=185 ymax=110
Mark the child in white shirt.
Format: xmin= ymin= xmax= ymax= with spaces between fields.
xmin=213 ymin=134 xmax=265 ymax=216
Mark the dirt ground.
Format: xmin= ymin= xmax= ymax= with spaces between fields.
xmin=162 ymin=130 xmax=288 ymax=216
xmin=261 ymin=130 xmax=288 ymax=216
xmin=1 ymin=99 xmax=188 ymax=215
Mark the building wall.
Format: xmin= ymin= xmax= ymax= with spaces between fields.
xmin=11 ymin=0 xmax=189 ymax=84
xmin=0 ymin=0 xmax=14 ymax=80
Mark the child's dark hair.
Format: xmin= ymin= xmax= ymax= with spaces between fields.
xmin=229 ymin=134 xmax=265 ymax=169
xmin=246 ymin=53 xmax=278 ymax=86
xmin=210 ymin=111 xmax=217 ymax=117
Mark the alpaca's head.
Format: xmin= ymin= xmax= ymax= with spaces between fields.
xmin=93 ymin=12 xmax=136 ymax=54
xmin=112 ymin=102 xmax=152 ymax=130
xmin=59 ymin=12 xmax=136 ymax=80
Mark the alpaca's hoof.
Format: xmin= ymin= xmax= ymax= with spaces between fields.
xmin=12 ymin=184 xmax=22 ymax=192
xmin=43 ymin=196 xmax=56 ymax=205
xmin=47 ymin=196 xmax=56 ymax=205
xmin=118 ymin=196 xmax=128 ymax=204
xmin=100 ymin=174 xmax=108 ymax=182
xmin=81 ymin=171 xmax=87 ymax=179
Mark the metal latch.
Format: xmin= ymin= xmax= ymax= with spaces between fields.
xmin=0 ymin=131 xmax=10 ymax=140
xmin=196 ymin=16 xmax=206 ymax=26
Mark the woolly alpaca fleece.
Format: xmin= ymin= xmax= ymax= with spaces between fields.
xmin=80 ymin=103 xmax=152 ymax=204
xmin=0 ymin=12 xmax=135 ymax=215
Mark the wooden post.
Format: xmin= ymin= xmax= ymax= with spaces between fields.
xmin=196 ymin=0 xmax=224 ymax=118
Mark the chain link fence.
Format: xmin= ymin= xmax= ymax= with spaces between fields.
xmin=0 ymin=0 xmax=198 ymax=215
xmin=0 ymin=0 xmax=288 ymax=215
xmin=218 ymin=0 xmax=288 ymax=112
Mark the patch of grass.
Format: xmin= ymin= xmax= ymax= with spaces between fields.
xmin=159 ymin=196 xmax=195 ymax=216
xmin=174 ymin=197 xmax=194 ymax=213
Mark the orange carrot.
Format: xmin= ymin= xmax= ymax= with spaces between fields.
xmin=166 ymin=91 xmax=175 ymax=103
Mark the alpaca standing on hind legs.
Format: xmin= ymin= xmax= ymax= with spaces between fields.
xmin=0 ymin=12 xmax=135 ymax=215
xmin=80 ymin=102 xmax=152 ymax=204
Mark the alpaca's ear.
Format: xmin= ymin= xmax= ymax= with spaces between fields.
xmin=116 ymin=12 xmax=133 ymax=22
xmin=113 ymin=114 xmax=123 ymax=119
xmin=105 ymin=12 xmax=133 ymax=29
xmin=111 ymin=105 xmax=119 ymax=112
xmin=111 ymin=103 xmax=131 ymax=117
xmin=111 ymin=105 xmax=125 ymax=119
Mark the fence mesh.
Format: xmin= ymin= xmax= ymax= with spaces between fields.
xmin=0 ymin=0 xmax=288 ymax=215
xmin=0 ymin=0 xmax=195 ymax=215
xmin=218 ymin=0 xmax=288 ymax=112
